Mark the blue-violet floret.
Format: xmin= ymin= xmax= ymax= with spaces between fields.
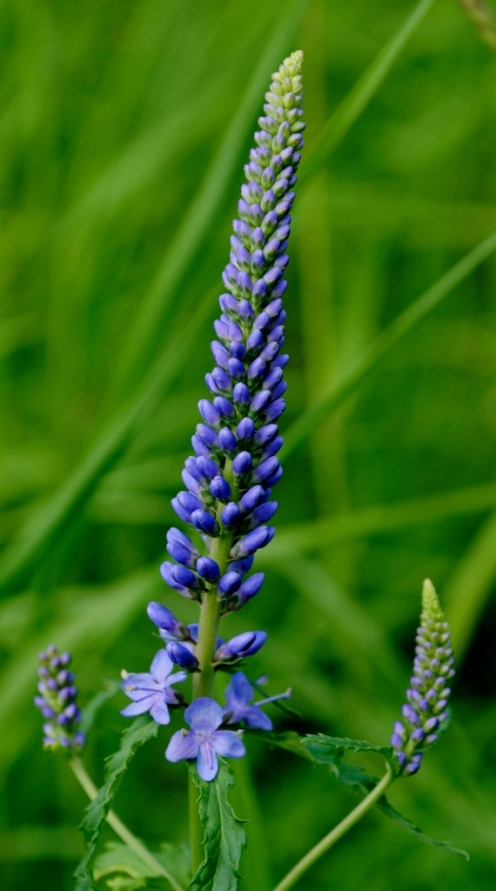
xmin=121 ymin=649 xmax=188 ymax=725
xmin=223 ymin=671 xmax=291 ymax=730
xmin=166 ymin=697 xmax=246 ymax=781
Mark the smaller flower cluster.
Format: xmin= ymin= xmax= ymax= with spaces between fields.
xmin=35 ymin=645 xmax=85 ymax=752
xmin=120 ymin=641 xmax=290 ymax=781
xmin=391 ymin=580 xmax=454 ymax=776
xmin=147 ymin=601 xmax=266 ymax=670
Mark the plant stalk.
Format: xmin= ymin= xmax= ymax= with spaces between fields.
xmin=69 ymin=756 xmax=185 ymax=891
xmin=271 ymin=763 xmax=394 ymax=891
xmin=189 ymin=459 xmax=236 ymax=872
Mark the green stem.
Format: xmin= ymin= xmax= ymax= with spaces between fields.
xmin=271 ymin=763 xmax=394 ymax=891
xmin=189 ymin=459 xmax=236 ymax=871
xmin=69 ymin=756 xmax=185 ymax=891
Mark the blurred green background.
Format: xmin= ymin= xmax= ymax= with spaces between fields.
xmin=1 ymin=0 xmax=496 ymax=888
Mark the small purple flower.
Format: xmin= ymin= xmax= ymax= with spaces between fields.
xmin=214 ymin=631 xmax=267 ymax=663
xmin=223 ymin=672 xmax=292 ymax=730
xmin=121 ymin=650 xmax=187 ymax=725
xmin=166 ymin=697 xmax=245 ymax=781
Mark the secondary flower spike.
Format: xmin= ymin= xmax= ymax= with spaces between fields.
xmin=391 ymin=580 xmax=455 ymax=776
xmin=34 ymin=645 xmax=85 ymax=752
xmin=161 ymin=50 xmax=305 ymax=610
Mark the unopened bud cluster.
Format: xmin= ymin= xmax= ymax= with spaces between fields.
xmin=391 ymin=581 xmax=454 ymax=776
xmin=34 ymin=645 xmax=85 ymax=752
xmin=163 ymin=51 xmax=305 ymax=612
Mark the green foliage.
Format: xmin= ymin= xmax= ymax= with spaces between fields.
xmin=94 ymin=841 xmax=190 ymax=890
xmin=258 ymin=730 xmax=468 ymax=860
xmin=74 ymin=718 xmax=159 ymax=891
xmin=190 ymin=761 xmax=246 ymax=891
xmin=303 ymin=733 xmax=395 ymax=763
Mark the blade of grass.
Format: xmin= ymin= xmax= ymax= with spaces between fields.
xmin=443 ymin=511 xmax=496 ymax=661
xmin=271 ymin=558 xmax=404 ymax=682
xmin=282 ymin=228 xmax=496 ymax=459
xmin=299 ymin=0 xmax=436 ymax=186
xmin=258 ymin=482 xmax=496 ymax=560
xmin=0 ymin=293 xmax=215 ymax=594
xmin=0 ymin=312 xmax=40 ymax=361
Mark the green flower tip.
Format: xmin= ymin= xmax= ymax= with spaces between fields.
xmin=276 ymin=50 xmax=304 ymax=80
xmin=421 ymin=578 xmax=444 ymax=624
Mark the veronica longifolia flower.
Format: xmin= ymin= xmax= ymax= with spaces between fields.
xmin=121 ymin=649 xmax=187 ymax=725
xmin=166 ymin=697 xmax=245 ymax=781
xmin=223 ymin=671 xmax=291 ymax=730
xmin=391 ymin=580 xmax=455 ymax=776
xmin=34 ymin=645 xmax=85 ymax=752
xmin=160 ymin=51 xmax=305 ymax=610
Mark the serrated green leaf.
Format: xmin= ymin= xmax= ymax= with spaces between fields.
xmin=251 ymin=730 xmax=314 ymax=760
xmin=74 ymin=717 xmax=159 ymax=891
xmin=105 ymin=877 xmax=145 ymax=891
xmin=303 ymin=734 xmax=395 ymax=763
xmin=94 ymin=842 xmax=159 ymax=881
xmin=154 ymin=844 xmax=191 ymax=888
xmin=94 ymin=840 xmax=191 ymax=888
xmin=190 ymin=760 xmax=246 ymax=891
xmin=375 ymin=796 xmax=469 ymax=859
xmin=255 ymin=730 xmax=468 ymax=859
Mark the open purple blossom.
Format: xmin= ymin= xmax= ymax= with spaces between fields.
xmin=166 ymin=697 xmax=245 ymax=781
xmin=391 ymin=580 xmax=455 ymax=776
xmin=158 ymin=51 xmax=304 ymax=612
xmin=223 ymin=672 xmax=292 ymax=730
xmin=34 ymin=645 xmax=85 ymax=752
xmin=121 ymin=649 xmax=187 ymax=725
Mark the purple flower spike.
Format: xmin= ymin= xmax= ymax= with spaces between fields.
xmin=157 ymin=52 xmax=304 ymax=611
xmin=166 ymin=697 xmax=245 ymax=781
xmin=391 ymin=581 xmax=455 ymax=777
xmin=121 ymin=650 xmax=187 ymax=725
xmin=34 ymin=645 xmax=85 ymax=752
xmin=223 ymin=672 xmax=291 ymax=730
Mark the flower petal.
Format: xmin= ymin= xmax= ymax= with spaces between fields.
xmin=150 ymin=649 xmax=173 ymax=685
xmin=197 ymin=740 xmax=219 ymax=781
xmin=185 ymin=697 xmax=224 ymax=731
xmin=225 ymin=672 xmax=254 ymax=709
xmin=149 ymin=697 xmax=171 ymax=725
xmin=120 ymin=695 xmax=156 ymax=717
xmin=241 ymin=706 xmax=272 ymax=731
xmin=121 ymin=673 xmax=158 ymax=699
xmin=212 ymin=730 xmax=246 ymax=759
xmin=166 ymin=730 xmax=199 ymax=763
